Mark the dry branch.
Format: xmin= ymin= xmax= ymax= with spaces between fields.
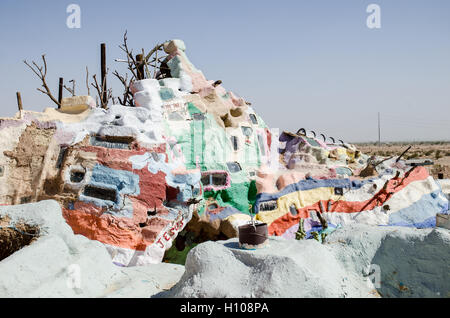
xmin=91 ymin=72 xmax=112 ymax=108
xmin=113 ymin=70 xmax=134 ymax=106
xmin=23 ymin=55 xmax=61 ymax=107
xmin=64 ymin=79 xmax=76 ymax=97
xmin=118 ymin=30 xmax=138 ymax=78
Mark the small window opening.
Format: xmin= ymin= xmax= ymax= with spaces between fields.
xmin=259 ymin=200 xmax=278 ymax=212
xmin=83 ymin=185 xmax=117 ymax=202
xmin=70 ymin=170 xmax=85 ymax=183
xmin=212 ymin=173 xmax=227 ymax=186
xmin=90 ymin=135 xmax=133 ymax=150
xmin=201 ymin=172 xmax=228 ymax=187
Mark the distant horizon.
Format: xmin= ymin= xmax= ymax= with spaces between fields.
xmin=1 ymin=0 xmax=449 ymax=142
xmin=351 ymin=140 xmax=450 ymax=144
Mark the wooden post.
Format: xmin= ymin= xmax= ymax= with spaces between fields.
xmin=101 ymin=43 xmax=107 ymax=108
xmin=58 ymin=77 xmax=63 ymax=108
xmin=136 ymin=54 xmax=144 ymax=80
xmin=16 ymin=92 xmax=23 ymax=111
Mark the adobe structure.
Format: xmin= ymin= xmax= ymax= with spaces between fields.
xmin=0 ymin=40 xmax=448 ymax=266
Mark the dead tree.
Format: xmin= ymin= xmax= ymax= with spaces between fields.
xmin=113 ymin=31 xmax=169 ymax=106
xmin=23 ymin=55 xmax=61 ymax=108
xmin=118 ymin=31 xmax=139 ymax=79
xmin=112 ymin=70 xmax=134 ymax=106
xmin=118 ymin=30 xmax=167 ymax=80
xmin=91 ymin=73 xmax=112 ymax=108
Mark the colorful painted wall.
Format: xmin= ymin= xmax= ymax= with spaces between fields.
xmin=0 ymin=39 xmax=447 ymax=266
xmin=255 ymin=131 xmax=449 ymax=241
xmin=0 ymin=39 xmax=275 ymax=265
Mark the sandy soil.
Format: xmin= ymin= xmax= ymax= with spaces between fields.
xmin=355 ymin=142 xmax=450 ymax=179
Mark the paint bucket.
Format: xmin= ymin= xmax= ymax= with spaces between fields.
xmin=238 ymin=222 xmax=268 ymax=248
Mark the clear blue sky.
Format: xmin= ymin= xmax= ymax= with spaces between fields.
xmin=1 ymin=0 xmax=449 ymax=142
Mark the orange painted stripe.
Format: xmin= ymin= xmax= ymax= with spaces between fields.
xmin=62 ymin=205 xmax=171 ymax=251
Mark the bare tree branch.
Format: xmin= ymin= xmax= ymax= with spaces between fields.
xmin=64 ymin=79 xmax=75 ymax=96
xmin=142 ymin=48 xmax=151 ymax=79
xmin=118 ymin=30 xmax=138 ymax=78
xmin=91 ymin=72 xmax=112 ymax=109
xmin=117 ymin=31 xmax=168 ymax=80
xmin=113 ymin=70 xmax=135 ymax=106
xmin=23 ymin=54 xmax=61 ymax=107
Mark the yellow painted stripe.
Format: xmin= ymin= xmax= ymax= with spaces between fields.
xmin=256 ymin=187 xmax=340 ymax=225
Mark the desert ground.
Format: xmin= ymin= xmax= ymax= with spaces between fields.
xmin=355 ymin=141 xmax=450 ymax=179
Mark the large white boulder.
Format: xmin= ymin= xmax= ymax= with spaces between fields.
xmin=0 ymin=201 xmax=184 ymax=297
xmin=157 ymin=224 xmax=450 ymax=298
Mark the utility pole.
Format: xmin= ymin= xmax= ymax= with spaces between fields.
xmin=378 ymin=112 xmax=381 ymax=145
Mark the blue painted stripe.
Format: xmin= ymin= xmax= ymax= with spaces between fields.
xmin=385 ymin=216 xmax=437 ymax=229
xmin=388 ymin=190 xmax=448 ymax=227
xmin=254 ymin=176 xmax=378 ymax=213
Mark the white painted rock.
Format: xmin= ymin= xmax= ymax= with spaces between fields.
xmin=0 ymin=201 xmax=184 ymax=297
xmin=157 ymin=224 xmax=450 ymax=298
xmin=130 ymin=79 xmax=161 ymax=94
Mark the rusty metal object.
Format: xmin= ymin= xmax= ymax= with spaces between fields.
xmin=238 ymin=223 xmax=268 ymax=247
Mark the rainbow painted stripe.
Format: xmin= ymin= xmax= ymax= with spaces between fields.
xmin=255 ymin=167 xmax=449 ymax=237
